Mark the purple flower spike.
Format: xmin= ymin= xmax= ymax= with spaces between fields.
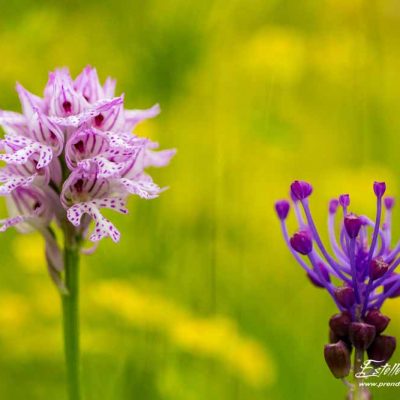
xmin=275 ymin=200 xmax=290 ymax=220
xmin=329 ymin=199 xmax=339 ymax=214
xmin=339 ymin=194 xmax=350 ymax=208
xmin=275 ymin=181 xmax=400 ymax=392
xmin=0 ymin=66 xmax=176 ymax=288
xmin=373 ymin=181 xmax=386 ymax=198
xmin=344 ymin=214 xmax=362 ymax=239
xmin=384 ymin=197 xmax=395 ymax=209
xmin=290 ymin=230 xmax=313 ymax=255
xmin=290 ymin=180 xmax=313 ymax=201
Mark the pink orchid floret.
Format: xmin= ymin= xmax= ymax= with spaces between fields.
xmin=0 ymin=66 xmax=176 ymax=248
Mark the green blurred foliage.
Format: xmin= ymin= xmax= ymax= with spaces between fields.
xmin=1 ymin=0 xmax=400 ymax=399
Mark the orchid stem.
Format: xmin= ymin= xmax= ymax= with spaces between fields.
xmin=62 ymin=233 xmax=81 ymax=400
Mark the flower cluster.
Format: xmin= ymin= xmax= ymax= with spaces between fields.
xmin=275 ymin=181 xmax=397 ymax=381
xmin=0 ymin=66 xmax=175 ymax=268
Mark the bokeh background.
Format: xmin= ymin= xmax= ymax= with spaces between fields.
xmin=0 ymin=0 xmax=400 ymax=399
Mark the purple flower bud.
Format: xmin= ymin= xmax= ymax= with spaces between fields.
xmin=369 ymin=257 xmax=389 ymax=281
xmin=364 ymin=309 xmax=390 ymax=334
xmin=349 ymin=322 xmax=376 ymax=350
xmin=324 ymin=341 xmax=351 ymax=379
xmin=373 ymin=181 xmax=386 ymax=198
xmin=334 ymin=286 xmax=355 ymax=308
xmin=329 ymin=311 xmax=352 ymax=337
xmin=274 ymin=200 xmax=290 ymax=220
xmin=339 ymin=194 xmax=350 ymax=207
xmin=367 ymin=335 xmax=396 ymax=366
xmin=329 ymin=199 xmax=339 ymax=214
xmin=290 ymin=230 xmax=313 ymax=255
xmin=290 ymin=180 xmax=313 ymax=201
xmin=384 ymin=197 xmax=395 ymax=210
xmin=344 ymin=214 xmax=362 ymax=239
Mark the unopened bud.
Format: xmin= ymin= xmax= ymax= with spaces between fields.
xmin=334 ymin=286 xmax=355 ymax=308
xmin=367 ymin=335 xmax=396 ymax=366
xmin=373 ymin=181 xmax=386 ymax=198
xmin=274 ymin=200 xmax=290 ymax=220
xmin=344 ymin=214 xmax=362 ymax=239
xmin=324 ymin=341 xmax=351 ymax=378
xmin=364 ymin=309 xmax=390 ymax=334
xmin=349 ymin=322 xmax=376 ymax=350
xmin=369 ymin=257 xmax=389 ymax=281
xmin=290 ymin=180 xmax=313 ymax=201
xmin=329 ymin=311 xmax=352 ymax=337
xmin=290 ymin=230 xmax=313 ymax=255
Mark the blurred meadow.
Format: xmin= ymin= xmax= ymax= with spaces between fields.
xmin=1 ymin=0 xmax=400 ymax=399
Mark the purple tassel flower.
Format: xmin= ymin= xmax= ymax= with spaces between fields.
xmin=275 ymin=181 xmax=398 ymax=397
xmin=0 ymin=66 xmax=175 ymax=399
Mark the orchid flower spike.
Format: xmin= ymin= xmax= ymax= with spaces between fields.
xmin=0 ymin=66 xmax=176 ymax=289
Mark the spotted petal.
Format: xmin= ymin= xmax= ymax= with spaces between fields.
xmin=0 ymin=135 xmax=53 ymax=168
xmin=67 ymin=198 xmax=127 ymax=243
xmin=119 ymin=174 xmax=162 ymax=199
xmin=0 ymin=172 xmax=37 ymax=195
xmin=0 ymin=215 xmax=32 ymax=232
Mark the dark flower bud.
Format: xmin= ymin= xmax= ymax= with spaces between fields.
xmin=383 ymin=275 xmax=400 ymax=298
xmin=329 ymin=199 xmax=339 ymax=214
xmin=290 ymin=230 xmax=312 ymax=255
xmin=324 ymin=341 xmax=351 ymax=378
xmin=364 ymin=309 xmax=390 ymax=334
xmin=344 ymin=214 xmax=362 ymax=239
xmin=334 ymin=286 xmax=355 ymax=308
xmin=369 ymin=257 xmax=389 ymax=281
xmin=274 ymin=200 xmax=290 ymax=220
xmin=373 ymin=181 xmax=386 ymax=198
xmin=290 ymin=180 xmax=313 ymax=201
xmin=367 ymin=335 xmax=396 ymax=366
xmin=384 ymin=197 xmax=395 ymax=210
xmin=349 ymin=322 xmax=376 ymax=350
xmin=339 ymin=194 xmax=350 ymax=207
xmin=329 ymin=311 xmax=352 ymax=337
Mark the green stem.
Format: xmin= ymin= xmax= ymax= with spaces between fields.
xmin=352 ymin=348 xmax=368 ymax=400
xmin=62 ymin=236 xmax=81 ymax=400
